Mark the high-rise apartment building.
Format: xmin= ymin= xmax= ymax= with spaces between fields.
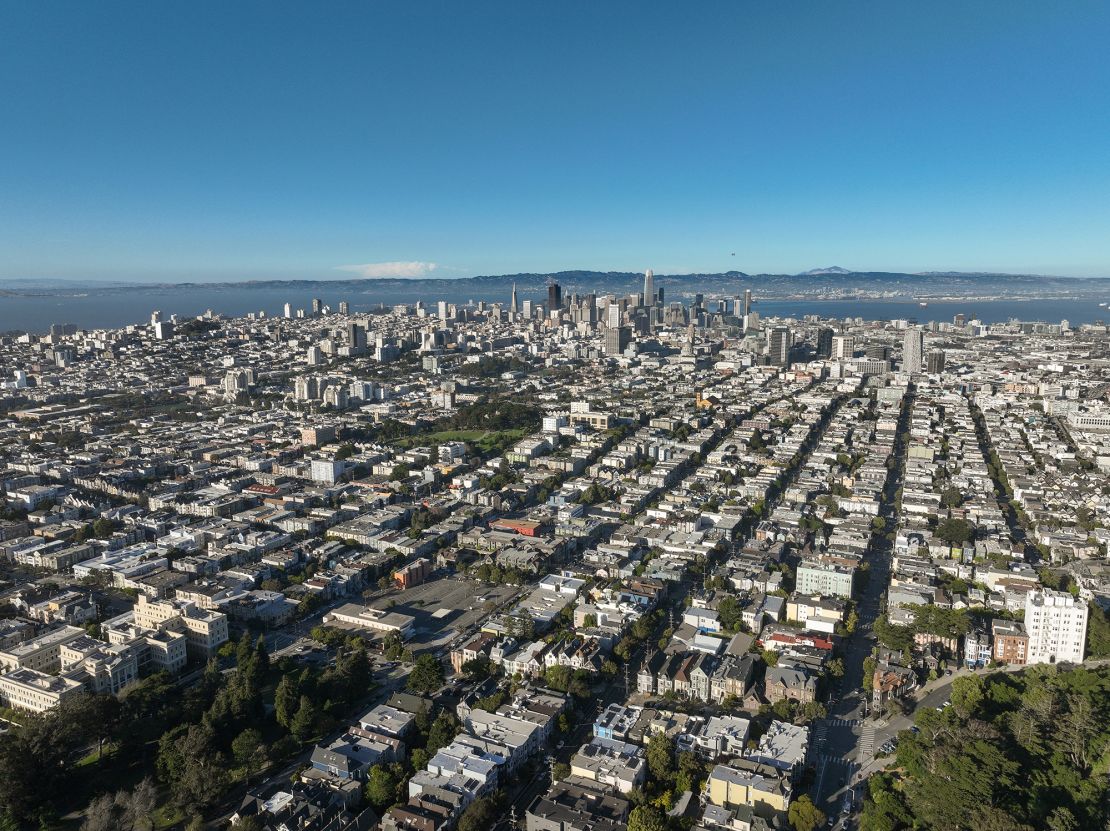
xmin=831 ymin=335 xmax=855 ymax=360
xmin=816 ymin=328 xmax=834 ymax=358
xmin=767 ymin=327 xmax=792 ymax=367
xmin=311 ymin=298 xmax=323 ymax=316
xmin=902 ymin=328 xmax=924 ymax=374
xmin=926 ymin=350 xmax=946 ymax=374
xmin=1025 ymin=589 xmax=1087 ymax=665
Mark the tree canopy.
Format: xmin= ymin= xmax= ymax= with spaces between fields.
xmin=860 ymin=664 xmax=1110 ymax=830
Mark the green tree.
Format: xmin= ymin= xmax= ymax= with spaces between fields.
xmin=646 ymin=732 xmax=675 ymax=784
xmin=874 ymin=617 xmax=914 ymax=657
xmin=426 ymin=711 xmax=461 ymax=756
xmin=457 ymin=795 xmax=500 ymax=831
xmin=941 ymin=486 xmax=963 ymax=508
xmin=862 ymin=656 xmax=877 ymax=693
xmin=461 ymin=654 xmax=494 ymax=680
xmin=1085 ymin=602 xmax=1110 ymax=657
xmin=949 ymin=675 xmax=984 ymax=718
xmin=936 ymin=517 xmax=973 ymax=545
xmin=92 ymin=517 xmax=115 ymax=538
xmin=800 ymin=701 xmax=827 ymax=723
xmin=408 ymin=654 xmax=445 ymax=694
xmin=628 ymin=805 xmax=668 ymax=831
xmin=156 ymin=724 xmax=228 ymax=811
xmin=789 ymin=795 xmax=826 ymax=831
xmin=717 ymin=595 xmax=743 ymax=632
xmin=544 ymin=665 xmax=572 ymax=693
xmin=274 ymin=674 xmax=299 ymax=728
xmin=364 ymin=765 xmax=398 ymax=811
xmin=290 ymin=695 xmax=318 ymax=743
xmin=231 ymin=728 xmax=266 ymax=780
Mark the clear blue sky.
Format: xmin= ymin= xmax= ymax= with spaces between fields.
xmin=2 ymin=1 xmax=1109 ymax=282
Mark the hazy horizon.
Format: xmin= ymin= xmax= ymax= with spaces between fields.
xmin=6 ymin=265 xmax=1110 ymax=290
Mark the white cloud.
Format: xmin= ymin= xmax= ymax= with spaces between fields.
xmin=335 ymin=261 xmax=438 ymax=278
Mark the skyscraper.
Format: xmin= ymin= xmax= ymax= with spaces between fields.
xmin=583 ymin=293 xmax=597 ymax=325
xmin=547 ymin=282 xmax=562 ymax=312
xmin=643 ymin=269 xmax=654 ymax=307
xmin=833 ymin=335 xmax=856 ymax=360
xmin=743 ymin=289 xmax=752 ymax=318
xmin=903 ymin=328 xmax=924 ymax=374
xmin=767 ymin=327 xmax=792 ymax=366
xmin=605 ymin=326 xmax=631 ymax=356
xmin=510 ymin=283 xmax=518 ymax=317
xmin=926 ymin=350 xmax=946 ymax=374
xmin=607 ymin=302 xmax=622 ymax=329
xmin=311 ymin=298 xmax=323 ymax=316
xmin=816 ymin=327 xmax=834 ymax=358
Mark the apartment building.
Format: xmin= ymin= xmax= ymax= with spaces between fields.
xmin=795 ymin=560 xmax=854 ymax=599
xmin=992 ymin=620 xmax=1029 ymax=665
xmin=1024 ymin=589 xmax=1087 ymax=665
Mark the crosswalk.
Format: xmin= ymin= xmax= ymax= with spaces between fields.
xmin=858 ymin=723 xmax=876 ymax=758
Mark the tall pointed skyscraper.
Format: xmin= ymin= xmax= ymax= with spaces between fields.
xmin=643 ymin=269 xmax=655 ymax=307
xmin=510 ymin=283 xmax=518 ymax=317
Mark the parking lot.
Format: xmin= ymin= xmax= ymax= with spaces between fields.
xmin=388 ymin=575 xmax=520 ymax=650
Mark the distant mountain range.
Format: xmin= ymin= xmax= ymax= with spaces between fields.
xmin=3 ymin=268 xmax=1108 ymax=300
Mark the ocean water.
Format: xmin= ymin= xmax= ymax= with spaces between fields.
xmin=1 ymin=284 xmax=1107 ymax=333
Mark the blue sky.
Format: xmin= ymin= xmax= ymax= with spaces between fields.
xmin=1 ymin=1 xmax=1109 ymax=282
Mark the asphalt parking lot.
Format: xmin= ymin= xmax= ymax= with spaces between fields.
xmin=387 ymin=575 xmax=519 ymax=649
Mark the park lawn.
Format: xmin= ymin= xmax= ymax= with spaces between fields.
xmin=392 ymin=427 xmax=527 ymax=451
xmin=152 ymin=803 xmax=186 ymax=830
xmin=75 ymin=741 xmax=119 ymax=768
xmin=391 ymin=428 xmax=483 ymax=448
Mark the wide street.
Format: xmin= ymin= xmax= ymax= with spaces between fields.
xmin=810 ymin=390 xmax=912 ymax=826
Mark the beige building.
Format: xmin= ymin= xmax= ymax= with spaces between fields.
xmin=134 ymin=595 xmax=229 ymax=658
xmin=0 ymin=625 xmax=85 ymax=673
xmin=706 ymin=764 xmax=790 ymax=819
xmin=0 ymin=668 xmax=85 ymax=714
